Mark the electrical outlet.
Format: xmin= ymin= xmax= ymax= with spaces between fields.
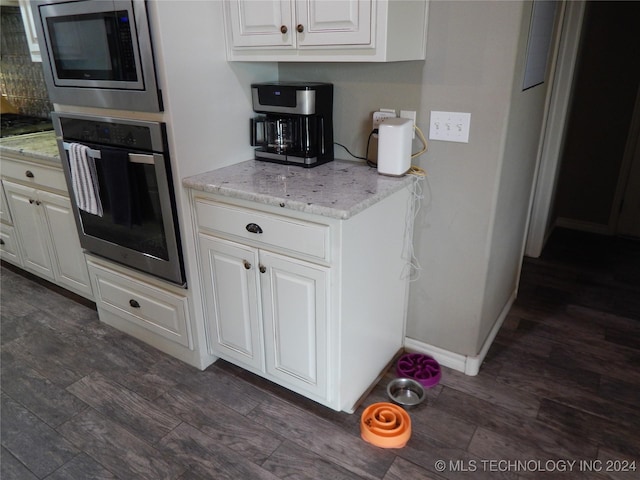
xmin=372 ymin=109 xmax=396 ymax=137
xmin=429 ymin=111 xmax=471 ymax=143
xmin=400 ymin=110 xmax=417 ymax=138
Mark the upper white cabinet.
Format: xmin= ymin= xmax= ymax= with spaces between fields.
xmin=19 ymin=0 xmax=41 ymax=62
xmin=223 ymin=0 xmax=429 ymax=62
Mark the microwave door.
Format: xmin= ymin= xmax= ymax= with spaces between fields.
xmin=40 ymin=0 xmax=144 ymax=90
xmin=32 ymin=0 xmax=162 ymax=112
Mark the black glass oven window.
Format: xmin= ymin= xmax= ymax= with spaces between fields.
xmin=47 ymin=11 xmax=138 ymax=82
xmin=79 ymin=157 xmax=168 ymax=261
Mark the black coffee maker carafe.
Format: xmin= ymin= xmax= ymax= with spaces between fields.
xmin=250 ymin=82 xmax=333 ymax=167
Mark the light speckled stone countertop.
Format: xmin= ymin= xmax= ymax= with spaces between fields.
xmin=183 ymin=159 xmax=414 ymax=220
xmin=0 ymin=131 xmax=60 ymax=164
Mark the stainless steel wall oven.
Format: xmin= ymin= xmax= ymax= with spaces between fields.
xmin=52 ymin=112 xmax=185 ymax=286
xmin=32 ymin=0 xmax=163 ymax=112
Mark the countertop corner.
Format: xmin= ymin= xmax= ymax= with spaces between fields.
xmin=183 ymin=159 xmax=415 ymax=220
xmin=0 ymin=131 xmax=60 ymax=164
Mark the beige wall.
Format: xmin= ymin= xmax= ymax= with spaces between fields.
xmin=282 ymin=0 xmax=550 ymax=357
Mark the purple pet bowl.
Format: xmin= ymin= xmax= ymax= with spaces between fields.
xmin=396 ymin=353 xmax=441 ymax=388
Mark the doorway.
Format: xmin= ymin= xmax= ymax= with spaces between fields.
xmin=526 ymin=0 xmax=640 ymax=256
xmin=552 ymin=1 xmax=640 ymax=236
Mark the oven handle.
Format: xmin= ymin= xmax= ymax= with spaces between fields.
xmin=62 ymin=142 xmax=155 ymax=165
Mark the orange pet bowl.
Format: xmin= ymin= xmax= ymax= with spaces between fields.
xmin=360 ymin=402 xmax=411 ymax=448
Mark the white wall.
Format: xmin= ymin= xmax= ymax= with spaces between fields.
xmin=150 ymin=0 xmax=276 ymax=367
xmin=281 ymin=0 xmax=552 ymax=359
xmin=479 ymin=3 xmax=557 ymax=353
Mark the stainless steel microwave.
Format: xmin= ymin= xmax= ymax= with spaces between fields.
xmin=31 ymin=0 xmax=163 ymax=112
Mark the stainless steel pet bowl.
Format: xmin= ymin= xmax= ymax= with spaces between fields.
xmin=387 ymin=377 xmax=426 ymax=408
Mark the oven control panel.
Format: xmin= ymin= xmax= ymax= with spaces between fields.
xmin=59 ymin=117 xmax=154 ymax=151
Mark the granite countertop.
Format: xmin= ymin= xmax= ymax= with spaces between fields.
xmin=0 ymin=131 xmax=60 ymax=164
xmin=183 ymin=159 xmax=415 ymax=220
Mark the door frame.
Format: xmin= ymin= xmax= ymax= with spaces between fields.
xmin=612 ymin=87 xmax=640 ymax=237
xmin=525 ymin=0 xmax=586 ymax=257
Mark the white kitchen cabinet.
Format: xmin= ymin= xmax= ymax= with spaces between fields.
xmin=192 ymin=187 xmax=410 ymax=412
xmin=223 ymin=0 xmax=429 ymax=62
xmin=87 ymin=255 xmax=194 ymax=357
xmin=19 ymin=0 xmax=41 ymax=62
xmin=0 ymin=181 xmax=23 ymax=266
xmin=3 ymin=181 xmax=54 ymax=280
xmin=260 ymin=249 xmax=328 ymax=397
xmin=198 ymin=235 xmax=264 ymax=371
xmin=199 ymin=233 xmax=329 ymax=399
xmin=1 ymin=153 xmax=93 ymax=299
xmin=3 ymin=180 xmax=92 ymax=298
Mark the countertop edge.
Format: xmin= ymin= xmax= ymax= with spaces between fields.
xmin=183 ymin=160 xmax=415 ymax=220
xmin=0 ymin=131 xmax=60 ymax=165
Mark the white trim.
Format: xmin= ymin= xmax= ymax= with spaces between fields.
xmin=525 ymin=1 xmax=586 ymax=258
xmin=404 ymin=292 xmax=516 ymax=376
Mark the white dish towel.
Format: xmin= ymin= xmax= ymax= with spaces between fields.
xmin=68 ymin=142 xmax=103 ymax=217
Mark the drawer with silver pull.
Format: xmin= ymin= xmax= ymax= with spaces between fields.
xmin=88 ymin=260 xmax=191 ymax=348
xmin=195 ymin=198 xmax=330 ymax=261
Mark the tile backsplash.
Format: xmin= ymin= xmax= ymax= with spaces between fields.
xmin=1 ymin=6 xmax=52 ymax=118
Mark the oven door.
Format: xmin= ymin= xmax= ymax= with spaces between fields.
xmin=32 ymin=0 xmax=162 ymax=112
xmin=59 ymin=141 xmax=185 ymax=286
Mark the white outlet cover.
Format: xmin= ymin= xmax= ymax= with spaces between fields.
xmin=429 ymin=111 xmax=471 ymax=143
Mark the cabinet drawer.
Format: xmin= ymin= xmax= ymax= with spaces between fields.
xmin=88 ymin=261 xmax=191 ymax=348
xmin=195 ymin=199 xmax=330 ymax=260
xmin=1 ymin=158 xmax=67 ymax=192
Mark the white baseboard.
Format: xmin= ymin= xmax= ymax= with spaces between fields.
xmin=404 ymin=292 xmax=516 ymax=376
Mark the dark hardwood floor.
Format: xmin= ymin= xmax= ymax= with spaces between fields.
xmin=1 ymin=227 xmax=639 ymax=479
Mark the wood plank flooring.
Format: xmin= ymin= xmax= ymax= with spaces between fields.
xmin=1 ymin=227 xmax=639 ymax=479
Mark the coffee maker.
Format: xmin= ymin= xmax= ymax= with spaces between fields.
xmin=250 ymin=82 xmax=333 ymax=167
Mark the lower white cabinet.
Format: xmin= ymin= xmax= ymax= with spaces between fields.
xmin=1 ymin=180 xmax=23 ymax=266
xmin=199 ymin=234 xmax=328 ymax=399
xmin=87 ymin=256 xmax=195 ymax=360
xmin=3 ymin=179 xmax=92 ymax=298
xmin=261 ymin=249 xmax=328 ymax=397
xmin=193 ymin=189 xmax=411 ymax=412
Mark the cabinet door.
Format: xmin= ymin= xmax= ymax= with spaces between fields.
xmin=3 ymin=181 xmax=54 ymax=280
xmin=38 ymin=190 xmax=92 ymax=297
xmin=295 ymin=0 xmax=372 ymax=47
xmin=0 ymin=182 xmax=12 ymax=224
xmin=260 ymin=250 xmax=328 ymax=398
xmin=199 ymin=234 xmax=264 ymax=371
xmin=0 ymin=224 xmax=22 ymax=266
xmin=226 ymin=0 xmax=295 ymax=48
